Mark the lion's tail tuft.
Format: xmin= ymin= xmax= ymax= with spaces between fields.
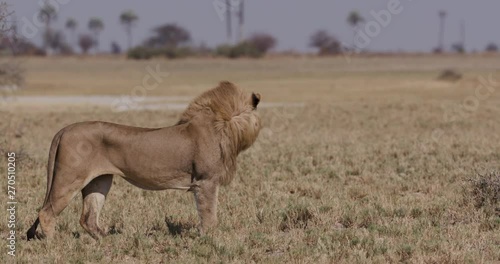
xmin=26 ymin=217 xmax=39 ymax=240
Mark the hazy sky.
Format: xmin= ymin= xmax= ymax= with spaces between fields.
xmin=6 ymin=0 xmax=500 ymax=53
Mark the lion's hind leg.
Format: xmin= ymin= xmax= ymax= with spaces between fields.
xmin=80 ymin=174 xmax=113 ymax=239
xmin=38 ymin=172 xmax=89 ymax=239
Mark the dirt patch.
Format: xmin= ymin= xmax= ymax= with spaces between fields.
xmin=0 ymin=95 xmax=304 ymax=111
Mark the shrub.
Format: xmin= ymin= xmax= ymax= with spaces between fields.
xmin=229 ymin=41 xmax=263 ymax=58
xmin=6 ymin=38 xmax=45 ymax=56
xmin=437 ymin=69 xmax=462 ymax=82
xmin=215 ymin=42 xmax=264 ymax=59
xmin=163 ymin=46 xmax=193 ymax=59
xmin=127 ymin=46 xmax=194 ymax=60
xmin=111 ymin=41 xmax=122 ymax=54
xmin=452 ymin=43 xmax=465 ymax=54
xmin=279 ymin=203 xmax=314 ymax=231
xmin=215 ymin=44 xmax=233 ymax=57
xmin=192 ymin=42 xmax=213 ymax=57
xmin=247 ymin=33 xmax=276 ymax=54
xmin=145 ymin=23 xmax=191 ymax=48
xmin=79 ymin=34 xmax=94 ymax=55
xmin=127 ymin=46 xmax=154 ymax=60
xmin=485 ymin=43 xmax=498 ymax=52
xmin=309 ymin=30 xmax=342 ymax=55
xmin=467 ymin=170 xmax=500 ymax=213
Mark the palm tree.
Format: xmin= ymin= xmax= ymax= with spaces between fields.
xmin=237 ymin=0 xmax=244 ymax=43
xmin=347 ymin=10 xmax=364 ymax=49
xmin=120 ymin=10 xmax=138 ymax=50
xmin=437 ymin=10 xmax=447 ymax=52
xmin=39 ymin=2 xmax=57 ymax=51
xmin=88 ymin=17 xmax=104 ymax=53
xmin=65 ymin=18 xmax=77 ymax=48
xmin=226 ymin=0 xmax=232 ymax=44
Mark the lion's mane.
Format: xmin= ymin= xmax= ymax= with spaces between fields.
xmin=178 ymin=81 xmax=261 ymax=185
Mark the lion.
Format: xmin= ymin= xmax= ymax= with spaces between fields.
xmin=26 ymin=81 xmax=261 ymax=240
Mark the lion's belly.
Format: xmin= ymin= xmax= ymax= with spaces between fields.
xmin=121 ymin=170 xmax=192 ymax=190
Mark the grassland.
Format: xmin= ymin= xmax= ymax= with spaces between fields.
xmin=1 ymin=55 xmax=499 ymax=263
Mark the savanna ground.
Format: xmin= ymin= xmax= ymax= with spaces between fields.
xmin=1 ymin=55 xmax=499 ymax=263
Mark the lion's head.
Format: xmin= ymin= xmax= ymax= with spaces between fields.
xmin=178 ymin=81 xmax=261 ymax=184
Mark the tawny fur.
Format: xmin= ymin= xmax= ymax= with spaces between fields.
xmin=26 ymin=81 xmax=261 ymax=240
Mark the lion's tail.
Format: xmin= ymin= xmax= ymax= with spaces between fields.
xmin=27 ymin=129 xmax=64 ymax=241
xmin=42 ymin=129 xmax=64 ymax=206
xmin=26 ymin=218 xmax=39 ymax=240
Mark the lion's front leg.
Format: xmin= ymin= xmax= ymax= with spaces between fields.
xmin=192 ymin=180 xmax=219 ymax=234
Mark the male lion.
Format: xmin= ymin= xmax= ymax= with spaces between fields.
xmin=27 ymin=81 xmax=261 ymax=240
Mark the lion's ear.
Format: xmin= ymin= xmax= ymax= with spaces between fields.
xmin=252 ymin=93 xmax=261 ymax=109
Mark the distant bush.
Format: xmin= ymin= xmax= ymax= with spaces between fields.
xmin=127 ymin=46 xmax=154 ymax=60
xmin=129 ymin=32 xmax=276 ymax=60
xmin=437 ymin=69 xmax=462 ymax=82
xmin=215 ymin=44 xmax=233 ymax=57
xmin=230 ymin=41 xmax=263 ymax=58
xmin=309 ymin=30 xmax=342 ymax=55
xmin=215 ymin=42 xmax=264 ymax=59
xmin=128 ymin=22 xmax=196 ymax=60
xmin=111 ymin=41 xmax=122 ymax=54
xmin=433 ymin=47 xmax=443 ymax=54
xmin=193 ymin=42 xmax=213 ymax=57
xmin=452 ymin=43 xmax=465 ymax=54
xmin=127 ymin=46 xmax=194 ymax=60
xmin=144 ymin=23 xmax=191 ymax=49
xmin=130 ymin=29 xmax=276 ymax=59
xmin=58 ymin=42 xmax=74 ymax=56
xmin=214 ymin=33 xmax=276 ymax=59
xmin=3 ymin=38 xmax=46 ymax=56
xmin=79 ymin=34 xmax=94 ymax=55
xmin=163 ymin=46 xmax=193 ymax=59
xmin=485 ymin=43 xmax=498 ymax=52
xmin=247 ymin=33 xmax=276 ymax=54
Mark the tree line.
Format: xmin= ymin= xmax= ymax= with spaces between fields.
xmin=2 ymin=3 xmax=499 ymax=58
xmin=34 ymin=3 xmax=137 ymax=55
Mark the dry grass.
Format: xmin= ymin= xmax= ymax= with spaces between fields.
xmin=1 ymin=56 xmax=500 ymax=263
